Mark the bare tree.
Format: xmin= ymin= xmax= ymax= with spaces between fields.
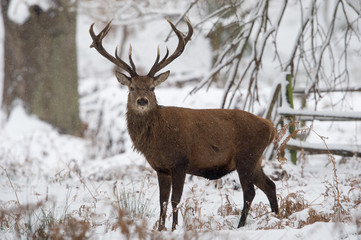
xmin=188 ymin=0 xmax=361 ymax=111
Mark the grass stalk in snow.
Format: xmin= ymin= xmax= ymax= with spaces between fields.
xmin=66 ymin=160 xmax=98 ymax=203
xmin=0 ymin=165 xmax=20 ymax=206
xmin=112 ymin=181 xmax=154 ymax=219
xmin=274 ymin=121 xmax=344 ymax=222
xmin=304 ymin=126 xmax=343 ymax=222
xmin=0 ymin=187 xmax=94 ymax=238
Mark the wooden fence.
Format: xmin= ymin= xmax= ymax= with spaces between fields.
xmin=264 ymin=73 xmax=361 ymax=162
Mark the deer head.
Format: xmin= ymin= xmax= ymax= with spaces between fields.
xmin=89 ymin=19 xmax=193 ymax=114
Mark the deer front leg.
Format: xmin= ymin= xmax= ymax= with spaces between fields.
xmin=170 ymin=166 xmax=187 ymax=231
xmin=157 ymin=172 xmax=171 ymax=231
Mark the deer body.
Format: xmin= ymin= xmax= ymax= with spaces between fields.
xmin=90 ymin=19 xmax=278 ymax=231
xmin=128 ymin=106 xmax=274 ymax=179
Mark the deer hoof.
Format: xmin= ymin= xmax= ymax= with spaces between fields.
xmin=171 ymin=223 xmax=177 ymax=232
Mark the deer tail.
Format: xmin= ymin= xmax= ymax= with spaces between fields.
xmin=266 ymin=120 xmax=276 ymax=145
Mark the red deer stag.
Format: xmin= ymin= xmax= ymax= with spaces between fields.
xmin=89 ymin=19 xmax=278 ymax=231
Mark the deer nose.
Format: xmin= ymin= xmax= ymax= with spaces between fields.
xmin=137 ymin=98 xmax=148 ymax=106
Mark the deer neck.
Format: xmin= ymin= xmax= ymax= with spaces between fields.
xmin=126 ymin=105 xmax=160 ymax=152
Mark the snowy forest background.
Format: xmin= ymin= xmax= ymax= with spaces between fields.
xmin=0 ymin=0 xmax=361 ymax=239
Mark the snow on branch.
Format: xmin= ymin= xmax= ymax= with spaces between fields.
xmin=286 ymin=139 xmax=361 ymax=158
xmin=79 ymin=0 xmax=183 ymax=26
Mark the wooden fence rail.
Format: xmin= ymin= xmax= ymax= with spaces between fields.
xmin=264 ymin=73 xmax=361 ymax=161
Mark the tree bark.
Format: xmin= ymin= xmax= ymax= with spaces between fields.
xmin=1 ymin=0 xmax=82 ymax=135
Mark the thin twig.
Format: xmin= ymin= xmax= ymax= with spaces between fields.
xmin=0 ymin=165 xmax=20 ymax=205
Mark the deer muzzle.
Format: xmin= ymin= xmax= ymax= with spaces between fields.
xmin=137 ymin=97 xmax=149 ymax=106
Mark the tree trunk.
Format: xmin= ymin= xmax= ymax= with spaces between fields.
xmin=1 ymin=0 xmax=82 ymax=135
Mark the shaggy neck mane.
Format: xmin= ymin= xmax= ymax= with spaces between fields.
xmin=126 ymin=105 xmax=160 ymax=153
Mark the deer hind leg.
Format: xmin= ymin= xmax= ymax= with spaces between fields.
xmin=238 ymin=176 xmax=256 ymax=228
xmin=170 ymin=165 xmax=187 ymax=231
xmin=157 ymin=172 xmax=171 ymax=231
xmin=254 ymin=169 xmax=278 ymax=214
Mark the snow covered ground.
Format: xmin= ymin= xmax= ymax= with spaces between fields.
xmin=1 ymin=1 xmax=361 ymax=239
xmin=1 ymin=80 xmax=360 ymax=239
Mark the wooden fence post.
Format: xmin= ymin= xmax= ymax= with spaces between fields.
xmin=286 ymin=74 xmax=297 ymax=164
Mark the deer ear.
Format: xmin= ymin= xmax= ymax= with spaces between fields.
xmin=115 ymin=71 xmax=131 ymax=86
xmin=154 ymin=71 xmax=170 ymax=87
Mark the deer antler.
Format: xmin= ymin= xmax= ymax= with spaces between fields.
xmin=89 ymin=20 xmax=138 ymax=77
xmin=147 ymin=18 xmax=193 ymax=77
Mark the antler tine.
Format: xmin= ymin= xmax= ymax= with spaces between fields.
xmin=89 ymin=20 xmax=112 ymax=49
xmin=160 ymin=47 xmax=170 ymax=63
xmin=150 ymin=46 xmax=169 ymax=72
xmin=89 ymin=23 xmax=97 ymax=41
xmin=149 ymin=46 xmax=161 ymax=73
xmin=147 ymin=18 xmax=193 ymax=77
xmin=184 ymin=18 xmax=193 ymax=44
xmin=89 ymin=21 xmax=137 ymax=77
xmin=128 ymin=44 xmax=137 ymax=74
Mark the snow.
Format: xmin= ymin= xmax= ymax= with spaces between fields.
xmin=4 ymin=105 xmax=52 ymax=138
xmin=278 ymin=108 xmax=361 ymax=121
xmin=6 ymin=0 xmax=53 ymax=25
xmin=1 ymin=1 xmax=361 ymax=239
xmin=287 ymin=138 xmax=361 ymax=154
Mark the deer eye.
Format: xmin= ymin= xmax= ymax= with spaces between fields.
xmin=150 ymin=87 xmax=155 ymax=91
xmin=130 ymin=87 xmax=135 ymax=91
